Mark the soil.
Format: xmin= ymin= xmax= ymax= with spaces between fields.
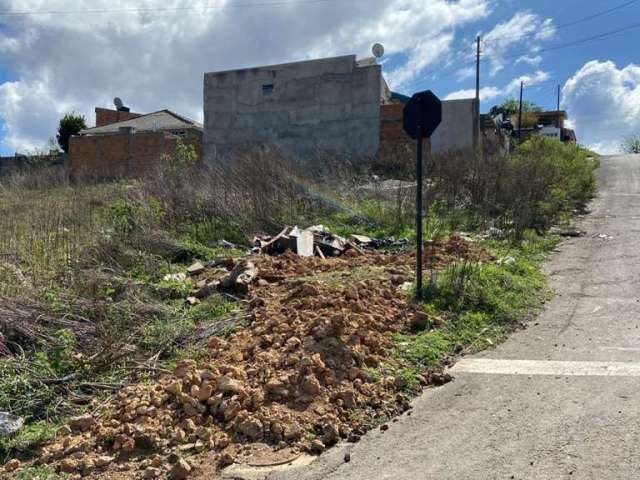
xmin=5 ymin=236 xmax=491 ymax=479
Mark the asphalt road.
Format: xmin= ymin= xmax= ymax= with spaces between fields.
xmin=271 ymin=154 xmax=640 ymax=480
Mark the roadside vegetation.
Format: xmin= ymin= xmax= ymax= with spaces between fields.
xmin=622 ymin=134 xmax=640 ymax=154
xmin=0 ymin=137 xmax=597 ymax=473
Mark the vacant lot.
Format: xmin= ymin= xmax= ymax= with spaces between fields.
xmin=0 ymin=138 xmax=597 ymax=478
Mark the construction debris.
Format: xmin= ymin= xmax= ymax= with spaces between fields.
xmin=0 ymin=412 xmax=23 ymax=437
xmin=253 ymin=225 xmax=409 ymax=259
xmin=220 ymin=261 xmax=258 ymax=295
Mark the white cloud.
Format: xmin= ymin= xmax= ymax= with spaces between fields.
xmin=445 ymin=69 xmax=549 ymax=101
xmin=515 ymin=55 xmax=542 ymax=66
xmin=563 ymin=60 xmax=640 ymax=154
xmin=456 ymin=65 xmax=475 ymax=81
xmin=445 ymin=86 xmax=501 ymax=101
xmin=482 ymin=11 xmax=555 ymax=76
xmin=0 ymin=0 xmax=492 ymax=152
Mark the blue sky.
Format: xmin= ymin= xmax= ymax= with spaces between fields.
xmin=1 ymin=0 xmax=639 ymax=154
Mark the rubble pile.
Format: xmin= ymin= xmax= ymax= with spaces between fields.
xmin=9 ymin=236 xmax=490 ymax=479
xmin=252 ymin=225 xmax=409 ymax=258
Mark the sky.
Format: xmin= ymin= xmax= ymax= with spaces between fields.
xmin=0 ymin=0 xmax=639 ymax=155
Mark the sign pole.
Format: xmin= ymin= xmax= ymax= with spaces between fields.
xmin=416 ymin=127 xmax=423 ymax=301
xmin=402 ymin=89 xmax=441 ymax=302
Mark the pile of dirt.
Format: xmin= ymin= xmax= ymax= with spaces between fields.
xmin=8 ymin=236 xmax=490 ymax=479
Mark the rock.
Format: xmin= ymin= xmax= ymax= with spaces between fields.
xmin=186 ymin=296 xmax=200 ymax=306
xmin=187 ymin=261 xmax=205 ymax=276
xmin=191 ymin=383 xmax=213 ymax=402
xmin=169 ymin=458 xmax=192 ymax=480
xmin=380 ymin=424 xmax=389 ymax=432
xmin=411 ymin=311 xmax=429 ymax=330
xmin=344 ymin=452 xmax=351 ymax=463
xmin=321 ymin=422 xmax=340 ymax=446
xmin=174 ymin=360 xmax=197 ymax=378
xmin=69 ymin=414 xmax=95 ymax=432
xmin=4 ymin=458 xmax=20 ymax=472
xmin=430 ymin=372 xmax=453 ymax=386
xmin=285 ymin=336 xmax=302 ymax=351
xmin=293 ymin=284 xmax=320 ymax=298
xmin=94 ymin=456 xmax=114 ymax=468
xmin=218 ymin=452 xmax=235 ymax=468
xmin=214 ymin=433 xmax=230 ymax=449
xmin=217 ymin=376 xmax=245 ymax=395
xmin=0 ymin=412 xmax=24 ymax=437
xmin=195 ymin=426 xmax=211 ymax=441
xmin=220 ymin=399 xmax=242 ymax=421
xmin=143 ymin=467 xmax=162 ymax=479
xmin=301 ymin=374 xmax=322 ymax=396
xmin=237 ymin=415 xmax=264 ymax=440
xmin=59 ymin=459 xmax=79 ymax=473
xmin=310 ymin=439 xmax=326 ymax=454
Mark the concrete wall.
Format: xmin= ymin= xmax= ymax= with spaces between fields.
xmin=69 ymin=130 xmax=202 ymax=178
xmin=431 ymin=98 xmax=478 ymax=155
xmin=203 ymin=55 xmax=382 ymax=162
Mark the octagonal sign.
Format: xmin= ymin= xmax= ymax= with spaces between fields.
xmin=402 ymin=90 xmax=442 ymax=139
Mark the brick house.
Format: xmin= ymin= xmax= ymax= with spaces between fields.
xmin=69 ymin=108 xmax=203 ymax=178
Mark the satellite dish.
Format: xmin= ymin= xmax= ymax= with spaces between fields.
xmin=114 ymin=97 xmax=124 ymax=110
xmin=372 ymin=43 xmax=385 ymax=59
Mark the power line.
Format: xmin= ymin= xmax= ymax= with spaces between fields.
xmin=0 ymin=0 xmax=343 ymax=17
xmin=487 ymin=21 xmax=640 ymax=61
xmin=555 ymin=0 xmax=640 ymax=29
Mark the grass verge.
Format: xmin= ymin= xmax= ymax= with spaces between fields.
xmin=395 ymin=232 xmax=557 ymax=373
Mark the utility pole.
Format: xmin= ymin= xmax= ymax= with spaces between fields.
xmin=556 ymin=84 xmax=561 ymax=129
xmin=475 ymin=36 xmax=481 ymax=104
xmin=518 ymin=81 xmax=524 ymax=141
xmin=475 ymin=35 xmax=481 ymax=155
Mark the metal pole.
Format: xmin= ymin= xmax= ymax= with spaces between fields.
xmin=557 ymin=84 xmax=561 ymax=129
xmin=518 ymin=81 xmax=524 ymax=141
xmin=475 ymin=36 xmax=481 ymax=104
xmin=475 ymin=35 xmax=481 ymax=153
xmin=416 ymin=128 xmax=424 ymax=301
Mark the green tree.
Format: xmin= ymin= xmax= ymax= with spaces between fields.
xmin=489 ymin=98 xmax=542 ymax=117
xmin=56 ymin=112 xmax=87 ymax=153
xmin=622 ymin=135 xmax=640 ymax=154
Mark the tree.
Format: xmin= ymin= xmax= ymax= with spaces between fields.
xmin=622 ymin=135 xmax=640 ymax=154
xmin=489 ymin=98 xmax=542 ymax=117
xmin=57 ymin=113 xmax=87 ymax=153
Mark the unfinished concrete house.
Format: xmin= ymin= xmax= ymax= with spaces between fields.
xmin=69 ymin=108 xmax=203 ymax=178
xmin=203 ymin=55 xmax=387 ymax=161
xmin=203 ymin=54 xmax=481 ymax=162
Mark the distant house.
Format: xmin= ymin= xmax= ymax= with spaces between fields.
xmin=512 ymin=110 xmax=577 ymax=144
xmin=69 ymin=108 xmax=202 ymax=178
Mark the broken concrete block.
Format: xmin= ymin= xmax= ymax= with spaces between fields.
xmin=295 ymin=230 xmax=315 ymax=257
xmin=187 ymin=262 xmax=205 ymax=276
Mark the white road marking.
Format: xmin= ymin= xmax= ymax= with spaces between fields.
xmin=451 ymin=358 xmax=640 ymax=377
xmin=599 ymin=346 xmax=640 ymax=352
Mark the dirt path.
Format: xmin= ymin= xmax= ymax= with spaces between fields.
xmin=271 ymin=154 xmax=640 ymax=479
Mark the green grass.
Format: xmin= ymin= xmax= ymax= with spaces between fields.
xmin=0 ymin=421 xmax=59 ymax=464
xmin=395 ymin=234 xmax=554 ymax=371
xmin=17 ymin=466 xmax=61 ymax=480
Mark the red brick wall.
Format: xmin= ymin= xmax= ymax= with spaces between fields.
xmin=69 ymin=130 xmax=202 ymax=178
xmin=95 ymin=108 xmax=143 ymax=127
xmin=380 ymin=104 xmax=412 ymax=145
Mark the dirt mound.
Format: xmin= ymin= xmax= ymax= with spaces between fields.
xmin=13 ymin=238 xmax=489 ymax=479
